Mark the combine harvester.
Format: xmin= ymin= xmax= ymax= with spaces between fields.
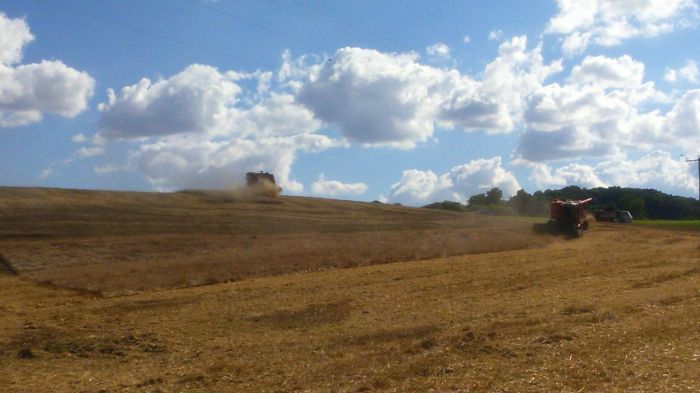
xmin=533 ymin=198 xmax=592 ymax=238
xmin=245 ymin=171 xmax=282 ymax=197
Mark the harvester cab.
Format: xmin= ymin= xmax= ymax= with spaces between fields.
xmin=533 ymin=198 xmax=592 ymax=238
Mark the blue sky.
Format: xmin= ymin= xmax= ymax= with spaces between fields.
xmin=1 ymin=0 xmax=699 ymax=204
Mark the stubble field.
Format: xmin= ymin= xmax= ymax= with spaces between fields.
xmin=1 ymin=187 xmax=699 ymax=392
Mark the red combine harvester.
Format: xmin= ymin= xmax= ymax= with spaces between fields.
xmin=533 ymin=198 xmax=592 ymax=238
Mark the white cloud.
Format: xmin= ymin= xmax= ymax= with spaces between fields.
xmin=532 ymin=151 xmax=699 ymax=195
xmin=98 ymin=65 xmax=320 ymax=140
xmin=0 ymin=12 xmax=33 ymax=65
xmin=547 ymin=0 xmax=699 ymax=55
xmin=310 ymin=174 xmax=368 ymax=196
xmin=71 ymin=133 xmax=88 ymax=143
xmin=383 ymin=157 xmax=520 ymax=206
xmin=94 ymin=164 xmax=123 ymax=175
xmin=426 ymin=42 xmax=451 ymax=58
xmin=530 ymin=162 xmax=608 ymax=189
xmin=471 ymin=36 xmax=564 ymax=132
xmin=40 ymin=167 xmax=53 ymax=179
xmin=297 ymin=41 xmax=560 ymax=148
xmin=569 ymin=55 xmax=644 ymax=89
xmin=516 ymin=54 xmax=677 ymax=163
xmin=665 ymin=60 xmax=699 ymax=84
xmin=132 ymin=133 xmax=343 ymax=192
xmin=666 ymin=89 xmax=700 ymax=143
xmin=76 ymin=146 xmax=105 ymax=158
xmin=488 ymin=29 xmax=503 ymax=41
xmin=463 ymin=35 xmax=471 ymax=44
xmin=597 ymin=151 xmax=698 ymax=193
xmin=0 ymin=13 xmax=94 ymax=127
xmin=97 ymin=62 xmax=344 ymax=191
xmin=297 ymin=48 xmax=454 ymax=148
xmin=98 ymin=64 xmax=242 ymax=138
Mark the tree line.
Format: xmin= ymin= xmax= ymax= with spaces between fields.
xmin=424 ymin=186 xmax=700 ymax=219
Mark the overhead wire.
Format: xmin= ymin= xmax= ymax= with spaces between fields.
xmin=262 ymin=0 xmax=392 ymax=51
xmin=33 ymin=0 xmax=262 ymax=68
xmin=289 ymin=0 xmax=412 ymax=51
xmin=186 ymin=0 xmax=329 ymax=54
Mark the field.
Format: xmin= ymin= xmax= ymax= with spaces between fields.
xmin=1 ymin=187 xmax=699 ymax=392
xmin=634 ymin=219 xmax=700 ymax=231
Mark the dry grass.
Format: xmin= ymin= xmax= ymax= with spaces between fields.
xmin=0 ymin=187 xmax=547 ymax=295
xmin=1 ymin=187 xmax=699 ymax=392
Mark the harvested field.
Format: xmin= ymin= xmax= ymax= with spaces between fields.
xmin=0 ymin=187 xmax=547 ymax=295
xmin=1 ymin=187 xmax=699 ymax=392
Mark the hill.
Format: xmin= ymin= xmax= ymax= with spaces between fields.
xmin=0 ymin=187 xmax=546 ymax=295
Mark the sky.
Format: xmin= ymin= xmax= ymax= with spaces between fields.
xmin=1 ymin=0 xmax=700 ymax=205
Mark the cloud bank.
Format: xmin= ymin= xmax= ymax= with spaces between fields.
xmin=0 ymin=12 xmax=94 ymax=127
xmin=383 ymin=157 xmax=520 ymax=205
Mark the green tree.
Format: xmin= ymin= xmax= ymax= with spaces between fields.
xmin=510 ymin=189 xmax=532 ymax=215
xmin=485 ymin=187 xmax=503 ymax=206
xmin=618 ymin=193 xmax=647 ymax=218
xmin=468 ymin=193 xmax=488 ymax=206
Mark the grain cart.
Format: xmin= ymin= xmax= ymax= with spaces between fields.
xmin=533 ymin=198 xmax=592 ymax=238
xmin=594 ymin=208 xmax=633 ymax=223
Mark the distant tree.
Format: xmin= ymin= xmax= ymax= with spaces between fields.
xmin=510 ymin=189 xmax=532 ymax=215
xmin=618 ymin=193 xmax=647 ymax=218
xmin=448 ymin=185 xmax=700 ymax=219
xmin=485 ymin=187 xmax=503 ymax=205
xmin=423 ymin=201 xmax=468 ymax=212
xmin=468 ymin=193 xmax=488 ymax=206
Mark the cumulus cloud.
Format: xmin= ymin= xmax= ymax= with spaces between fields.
xmin=426 ymin=42 xmax=451 ymax=58
xmin=488 ymin=29 xmax=503 ymax=41
xmin=530 ymin=163 xmax=608 ymax=189
xmin=96 ymin=61 xmax=343 ymax=191
xmin=310 ymin=174 xmax=368 ymax=196
xmin=98 ymin=64 xmax=320 ymax=140
xmin=98 ymin=65 xmax=242 ymax=138
xmin=383 ymin=157 xmax=520 ymax=206
xmin=471 ymin=36 xmax=563 ymax=131
xmin=297 ymin=41 xmax=560 ymax=148
xmin=0 ymin=12 xmax=94 ymax=127
xmin=94 ymin=164 xmax=123 ymax=175
xmin=297 ymin=48 xmax=451 ymax=148
xmin=0 ymin=12 xmax=33 ymax=65
xmin=132 ymin=133 xmax=343 ymax=192
xmin=532 ymin=151 xmax=699 ymax=195
xmin=569 ymin=55 xmax=644 ymax=89
xmin=666 ymin=89 xmax=700 ymax=142
xmin=463 ymin=36 xmax=471 ymax=44
xmin=71 ymin=133 xmax=88 ymax=143
xmin=76 ymin=146 xmax=105 ymax=158
xmin=665 ymin=60 xmax=699 ymax=84
xmin=547 ymin=0 xmax=699 ymax=56
xmin=515 ymin=54 xmax=678 ymax=163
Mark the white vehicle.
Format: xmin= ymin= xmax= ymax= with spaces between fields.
xmin=618 ymin=210 xmax=633 ymax=223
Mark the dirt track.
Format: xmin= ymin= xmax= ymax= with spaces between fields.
xmin=1 ymin=216 xmax=699 ymax=392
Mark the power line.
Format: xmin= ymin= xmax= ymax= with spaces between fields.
xmin=262 ymin=0 xmax=393 ymax=51
xmin=33 ymin=0 xmax=261 ymax=68
xmin=187 ymin=0 xmax=329 ymax=54
xmin=685 ymin=154 xmax=700 ymax=201
xmin=290 ymin=0 xmax=412 ymax=51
